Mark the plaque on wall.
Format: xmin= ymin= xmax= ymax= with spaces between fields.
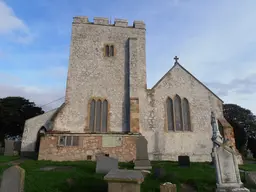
xmin=102 ymin=136 xmax=122 ymax=147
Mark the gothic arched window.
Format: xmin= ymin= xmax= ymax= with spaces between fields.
xmin=89 ymin=99 xmax=109 ymax=132
xmin=174 ymin=95 xmax=183 ymax=131
xmin=182 ymin=98 xmax=191 ymax=131
xmin=166 ymin=97 xmax=174 ymax=131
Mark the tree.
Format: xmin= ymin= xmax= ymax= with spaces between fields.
xmin=223 ymin=103 xmax=256 ymax=157
xmin=0 ymin=97 xmax=44 ymax=143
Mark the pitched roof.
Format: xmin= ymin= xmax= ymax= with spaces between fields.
xmin=150 ymin=62 xmax=224 ymax=103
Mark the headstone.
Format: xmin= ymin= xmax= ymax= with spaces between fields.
xmin=245 ymin=171 xmax=256 ymax=188
xmin=96 ymin=156 xmax=118 ymax=174
xmin=211 ymin=112 xmax=250 ymax=192
xmin=0 ymin=165 xmax=25 ymax=192
xmin=4 ymin=139 xmax=15 ymax=156
xmin=134 ymin=136 xmax=152 ymax=170
xmin=178 ymin=156 xmax=190 ymax=167
xmin=153 ymin=167 xmax=166 ymax=179
xmin=247 ymin=149 xmax=253 ymax=159
xmin=160 ymin=182 xmax=177 ymax=192
xmin=104 ymin=169 xmax=144 ymax=192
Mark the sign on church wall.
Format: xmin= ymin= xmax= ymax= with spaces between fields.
xmin=102 ymin=135 xmax=122 ymax=147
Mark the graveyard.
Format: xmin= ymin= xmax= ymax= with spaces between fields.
xmin=0 ymin=155 xmax=255 ymax=192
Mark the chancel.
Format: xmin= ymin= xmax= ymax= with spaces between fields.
xmin=20 ymin=16 xmax=242 ymax=164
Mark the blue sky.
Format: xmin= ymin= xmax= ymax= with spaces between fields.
xmin=1 ymin=0 xmax=256 ymax=113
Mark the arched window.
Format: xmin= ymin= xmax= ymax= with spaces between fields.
xmin=166 ymin=97 xmax=174 ymax=131
xmin=102 ymin=100 xmax=108 ymax=132
xmin=182 ymin=98 xmax=191 ymax=131
xmin=89 ymin=99 xmax=96 ymax=132
xmin=104 ymin=44 xmax=115 ymax=57
xmin=105 ymin=45 xmax=109 ymax=57
xmin=109 ymin=45 xmax=114 ymax=56
xmin=89 ymin=99 xmax=108 ymax=132
xmin=95 ymin=100 xmax=102 ymax=132
xmin=174 ymin=95 xmax=183 ymax=131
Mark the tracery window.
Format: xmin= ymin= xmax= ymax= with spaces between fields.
xmin=166 ymin=95 xmax=191 ymax=131
xmin=89 ymin=99 xmax=108 ymax=132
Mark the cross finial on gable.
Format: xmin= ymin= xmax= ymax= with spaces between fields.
xmin=174 ymin=56 xmax=179 ymax=63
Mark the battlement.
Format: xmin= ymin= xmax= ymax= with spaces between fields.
xmin=72 ymin=16 xmax=145 ymax=29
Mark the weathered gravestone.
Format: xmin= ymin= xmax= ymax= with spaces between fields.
xmin=211 ymin=112 xmax=250 ymax=192
xmin=247 ymin=149 xmax=254 ymax=159
xmin=245 ymin=172 xmax=256 ymax=188
xmin=178 ymin=156 xmax=190 ymax=167
xmin=0 ymin=165 xmax=25 ymax=192
xmin=96 ymin=156 xmax=118 ymax=174
xmin=134 ymin=136 xmax=152 ymax=170
xmin=153 ymin=167 xmax=166 ymax=179
xmin=4 ymin=139 xmax=15 ymax=156
xmin=104 ymin=169 xmax=144 ymax=192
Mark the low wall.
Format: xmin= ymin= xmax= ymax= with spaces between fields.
xmin=38 ymin=133 xmax=139 ymax=162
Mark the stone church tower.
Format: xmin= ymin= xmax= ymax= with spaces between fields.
xmin=56 ymin=17 xmax=147 ymax=133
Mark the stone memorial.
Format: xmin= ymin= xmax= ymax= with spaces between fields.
xmin=0 ymin=165 xmax=25 ymax=192
xmin=96 ymin=156 xmax=118 ymax=174
xmin=247 ymin=149 xmax=254 ymax=159
xmin=104 ymin=169 xmax=144 ymax=192
xmin=245 ymin=172 xmax=256 ymax=188
xmin=211 ymin=112 xmax=250 ymax=192
xmin=178 ymin=156 xmax=190 ymax=167
xmin=160 ymin=182 xmax=177 ymax=192
xmin=153 ymin=167 xmax=166 ymax=179
xmin=4 ymin=139 xmax=15 ymax=156
xmin=134 ymin=136 xmax=152 ymax=170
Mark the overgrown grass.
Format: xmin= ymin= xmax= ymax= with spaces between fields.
xmin=0 ymin=156 xmax=254 ymax=192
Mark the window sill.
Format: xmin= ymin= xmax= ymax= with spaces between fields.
xmin=165 ymin=130 xmax=193 ymax=133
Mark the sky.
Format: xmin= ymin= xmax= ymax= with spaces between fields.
xmin=1 ymin=0 xmax=256 ymax=113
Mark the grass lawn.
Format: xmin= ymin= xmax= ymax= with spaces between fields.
xmin=0 ymin=155 xmax=20 ymax=163
xmin=239 ymin=163 xmax=256 ymax=171
xmin=0 ymin=156 xmax=255 ymax=192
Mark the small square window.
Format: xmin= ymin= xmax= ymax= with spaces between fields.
xmin=59 ymin=136 xmax=66 ymax=146
xmin=87 ymin=155 xmax=92 ymax=160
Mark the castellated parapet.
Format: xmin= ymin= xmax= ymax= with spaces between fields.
xmin=72 ymin=16 xmax=145 ymax=29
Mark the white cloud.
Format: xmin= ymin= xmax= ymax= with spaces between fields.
xmin=0 ymin=84 xmax=65 ymax=112
xmin=0 ymin=0 xmax=33 ymax=43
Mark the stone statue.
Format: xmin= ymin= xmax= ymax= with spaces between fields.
xmin=211 ymin=112 xmax=223 ymax=146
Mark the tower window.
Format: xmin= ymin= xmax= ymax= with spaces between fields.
xmin=104 ymin=44 xmax=115 ymax=57
xmin=88 ymin=98 xmax=109 ymax=132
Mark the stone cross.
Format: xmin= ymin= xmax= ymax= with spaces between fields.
xmin=174 ymin=56 xmax=179 ymax=63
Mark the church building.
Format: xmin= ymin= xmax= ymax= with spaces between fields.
xmin=21 ymin=16 xmax=241 ymax=163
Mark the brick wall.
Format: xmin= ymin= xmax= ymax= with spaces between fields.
xmin=38 ymin=133 xmax=138 ymax=162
